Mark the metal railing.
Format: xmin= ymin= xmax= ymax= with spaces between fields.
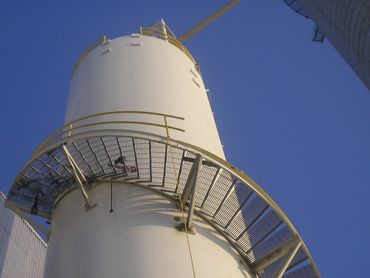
xmin=166 ymin=138 xmax=319 ymax=277
xmin=72 ymin=35 xmax=108 ymax=77
xmin=71 ymin=27 xmax=197 ymax=78
xmin=139 ymin=26 xmax=197 ymax=65
xmin=33 ymin=110 xmax=184 ymax=158
xmin=10 ymin=132 xmax=319 ymax=276
xmin=8 ymin=128 xmax=319 ymax=277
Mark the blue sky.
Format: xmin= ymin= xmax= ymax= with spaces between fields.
xmin=0 ymin=1 xmax=369 ymax=277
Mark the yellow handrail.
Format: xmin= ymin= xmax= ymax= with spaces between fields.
xmin=71 ymin=28 xmax=197 ymax=78
xmin=18 ymin=126 xmax=319 ymax=276
xmin=166 ymin=138 xmax=320 ymax=277
xmin=72 ymin=35 xmax=108 ymax=77
xmin=140 ymin=27 xmax=196 ymax=65
xmin=33 ymin=111 xmax=184 ymax=157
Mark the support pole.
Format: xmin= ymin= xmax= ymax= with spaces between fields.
xmin=62 ymin=144 xmax=94 ymax=209
xmin=180 ymin=154 xmax=202 ymax=207
xmin=176 ymin=154 xmax=202 ymax=234
xmin=274 ymin=240 xmax=302 ymax=278
xmin=161 ymin=18 xmax=168 ymax=40
xmin=178 ymin=0 xmax=240 ymax=42
xmin=109 ymin=178 xmax=114 ymax=213
xmin=253 ymin=236 xmax=302 ymax=275
xmin=185 ymin=154 xmax=202 ymax=231
xmin=163 ymin=115 xmax=170 ymax=145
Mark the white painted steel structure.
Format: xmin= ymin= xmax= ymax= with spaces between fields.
xmin=7 ymin=21 xmax=319 ymax=278
xmin=0 ymin=191 xmax=46 ymax=278
xmin=45 ymin=24 xmax=252 ymax=278
xmin=66 ymin=32 xmax=225 ymax=159
xmin=45 ymin=183 xmax=253 ymax=278
xmin=283 ymin=0 xmax=370 ymax=90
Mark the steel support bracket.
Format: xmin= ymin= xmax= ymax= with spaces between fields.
xmin=176 ymin=154 xmax=202 ymax=232
xmin=180 ymin=154 xmax=202 ymax=206
xmin=274 ymin=240 xmax=302 ymax=277
xmin=252 ymin=235 xmax=302 ymax=276
xmin=62 ymin=144 xmax=95 ymax=210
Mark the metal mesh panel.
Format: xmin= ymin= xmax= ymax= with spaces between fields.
xmin=68 ymin=141 xmax=98 ymax=177
xmin=133 ymin=138 xmax=150 ymax=180
xmin=101 ymin=137 xmax=120 ymax=175
xmin=287 ymin=248 xmax=308 ymax=271
xmin=88 ymin=137 xmax=113 ymax=175
xmin=176 ymin=152 xmax=195 ymax=194
xmin=72 ymin=140 xmax=100 ymax=175
xmin=163 ymin=146 xmax=183 ymax=191
xmin=49 ymin=147 xmax=73 ymax=177
xmin=116 ymin=137 xmax=137 ymax=179
xmin=37 ymin=153 xmax=67 ymax=179
xmin=201 ymin=170 xmax=233 ymax=217
xmin=150 ymin=141 xmax=166 ymax=184
xmin=194 ymin=165 xmax=218 ymax=207
xmin=238 ymin=209 xmax=283 ymax=256
xmin=258 ymin=256 xmax=285 ymax=278
xmin=252 ymin=225 xmax=294 ymax=262
xmin=214 ymin=181 xmax=253 ymax=228
xmin=89 ymin=139 xmax=107 ymax=174
xmin=284 ymin=263 xmax=317 ymax=278
xmin=226 ymin=194 xmax=267 ymax=239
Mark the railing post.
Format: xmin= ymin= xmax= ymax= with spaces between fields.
xmin=67 ymin=123 xmax=73 ymax=137
xmin=163 ymin=114 xmax=170 ymax=144
xmin=160 ymin=19 xmax=168 ymax=41
xmin=62 ymin=144 xmax=96 ymax=211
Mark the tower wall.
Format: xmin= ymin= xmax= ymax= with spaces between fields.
xmin=44 ymin=182 xmax=253 ymax=278
xmin=66 ymin=34 xmax=225 ymax=158
xmin=41 ymin=33 xmax=257 ymax=277
xmin=300 ymin=0 xmax=370 ymax=89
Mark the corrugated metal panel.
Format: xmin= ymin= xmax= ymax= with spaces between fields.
xmin=0 ymin=191 xmax=47 ymax=278
xmin=285 ymin=0 xmax=370 ymax=90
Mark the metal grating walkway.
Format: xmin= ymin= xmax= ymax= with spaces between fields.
xmin=7 ymin=132 xmax=319 ymax=277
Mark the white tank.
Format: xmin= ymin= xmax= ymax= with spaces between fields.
xmin=43 ymin=23 xmax=255 ymax=278
xmin=6 ymin=20 xmax=319 ymax=278
xmin=44 ymin=182 xmax=253 ymax=278
xmin=65 ymin=31 xmax=225 ymax=159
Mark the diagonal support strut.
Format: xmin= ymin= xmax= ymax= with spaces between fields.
xmin=176 ymin=154 xmax=202 ymax=234
xmin=274 ymin=239 xmax=302 ymax=278
xmin=62 ymin=144 xmax=95 ymax=210
xmin=178 ymin=0 xmax=240 ymax=42
xmin=252 ymin=235 xmax=302 ymax=277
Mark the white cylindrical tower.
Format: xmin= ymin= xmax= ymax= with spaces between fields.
xmin=44 ymin=182 xmax=252 ymax=278
xmin=66 ymin=27 xmax=225 ymax=158
xmin=43 ymin=22 xmax=252 ymax=278
xmin=7 ymin=20 xmax=319 ymax=278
